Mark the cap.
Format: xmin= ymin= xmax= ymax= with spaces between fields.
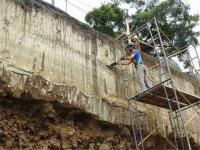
xmin=127 ymin=42 xmax=135 ymax=48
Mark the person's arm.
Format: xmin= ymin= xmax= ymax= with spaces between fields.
xmin=135 ymin=39 xmax=141 ymax=51
xmin=119 ymin=54 xmax=135 ymax=65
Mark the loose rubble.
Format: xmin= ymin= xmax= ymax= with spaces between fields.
xmin=0 ymin=99 xmax=134 ymax=149
xmin=0 ymin=98 xmax=199 ymax=149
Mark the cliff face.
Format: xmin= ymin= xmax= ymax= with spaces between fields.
xmin=0 ymin=0 xmax=200 ymax=145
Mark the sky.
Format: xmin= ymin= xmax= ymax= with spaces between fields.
xmin=43 ymin=0 xmax=138 ymax=23
xmin=42 ymin=0 xmax=200 ymax=24
xmin=42 ymin=0 xmax=200 ymax=41
xmin=43 ymin=0 xmax=200 ymax=72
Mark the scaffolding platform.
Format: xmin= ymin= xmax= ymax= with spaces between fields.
xmin=126 ymin=17 xmax=198 ymax=150
xmin=129 ymin=80 xmax=200 ymax=110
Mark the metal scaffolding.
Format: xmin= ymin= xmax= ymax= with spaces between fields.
xmin=189 ymin=43 xmax=200 ymax=79
xmin=126 ymin=17 xmax=200 ymax=150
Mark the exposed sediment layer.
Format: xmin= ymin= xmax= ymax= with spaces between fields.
xmin=0 ymin=98 xmax=134 ymax=149
xmin=1 ymin=98 xmax=200 ymax=149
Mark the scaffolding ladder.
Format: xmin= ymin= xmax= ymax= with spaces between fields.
xmin=188 ymin=43 xmax=200 ymax=79
xmin=128 ymin=17 xmax=195 ymax=150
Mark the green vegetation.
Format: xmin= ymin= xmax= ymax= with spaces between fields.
xmin=85 ymin=4 xmax=127 ymax=37
xmin=85 ymin=0 xmax=199 ymax=50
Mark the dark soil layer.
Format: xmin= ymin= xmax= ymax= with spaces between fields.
xmin=0 ymin=99 xmax=199 ymax=150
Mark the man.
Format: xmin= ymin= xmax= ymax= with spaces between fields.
xmin=118 ymin=40 xmax=150 ymax=92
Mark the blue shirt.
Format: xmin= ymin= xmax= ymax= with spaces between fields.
xmin=131 ymin=49 xmax=143 ymax=65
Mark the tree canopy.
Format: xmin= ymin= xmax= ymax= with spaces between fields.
xmin=85 ymin=4 xmax=127 ymax=37
xmin=85 ymin=0 xmax=199 ymax=51
xmin=129 ymin=0 xmax=199 ymax=51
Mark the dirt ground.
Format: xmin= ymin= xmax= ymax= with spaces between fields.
xmin=0 ymin=98 xmax=199 ymax=150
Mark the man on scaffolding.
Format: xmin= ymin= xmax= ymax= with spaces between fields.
xmin=118 ymin=37 xmax=150 ymax=92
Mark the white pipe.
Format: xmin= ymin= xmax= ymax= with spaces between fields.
xmin=125 ymin=19 xmax=131 ymax=43
xmin=52 ymin=0 xmax=55 ymax=6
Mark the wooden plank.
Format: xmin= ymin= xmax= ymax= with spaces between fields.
xmin=137 ymin=93 xmax=185 ymax=110
xmin=164 ymin=86 xmax=200 ymax=105
xmin=138 ymin=96 xmax=169 ymax=109
xmin=132 ymin=79 xmax=170 ymax=100
xmin=131 ymin=83 xmax=200 ymax=110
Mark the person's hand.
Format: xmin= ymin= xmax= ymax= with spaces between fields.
xmin=120 ymin=56 xmax=125 ymax=60
xmin=133 ymin=35 xmax=139 ymax=42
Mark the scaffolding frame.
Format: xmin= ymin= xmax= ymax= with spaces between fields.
xmin=188 ymin=43 xmax=200 ymax=79
xmin=127 ymin=17 xmax=200 ymax=150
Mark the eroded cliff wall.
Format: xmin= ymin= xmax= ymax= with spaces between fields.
xmin=0 ymin=0 xmax=200 ymax=144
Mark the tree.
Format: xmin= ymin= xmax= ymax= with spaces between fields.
xmin=85 ymin=4 xmax=127 ymax=37
xmin=85 ymin=0 xmax=199 ymax=54
xmin=126 ymin=0 xmax=199 ymax=53
xmin=123 ymin=0 xmax=148 ymax=11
